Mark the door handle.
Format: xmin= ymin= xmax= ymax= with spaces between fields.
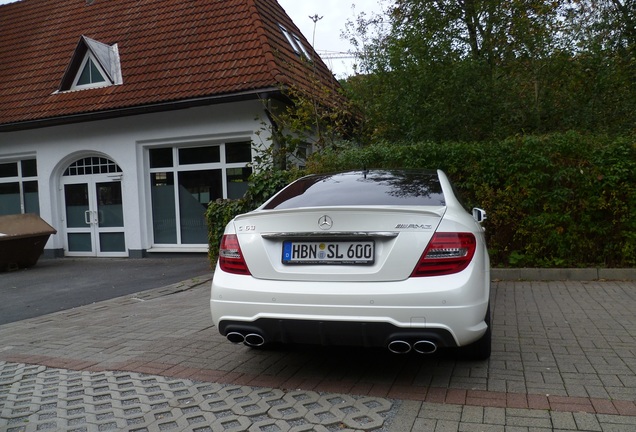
xmin=84 ymin=210 xmax=99 ymax=225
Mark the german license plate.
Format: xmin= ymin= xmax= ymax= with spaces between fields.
xmin=282 ymin=240 xmax=375 ymax=265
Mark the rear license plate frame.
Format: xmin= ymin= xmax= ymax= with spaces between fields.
xmin=282 ymin=240 xmax=375 ymax=265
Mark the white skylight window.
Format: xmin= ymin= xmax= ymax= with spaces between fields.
xmin=279 ymin=24 xmax=312 ymax=60
xmin=292 ymin=33 xmax=312 ymax=59
xmin=58 ymin=35 xmax=122 ymax=92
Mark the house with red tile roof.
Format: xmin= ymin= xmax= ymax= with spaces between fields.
xmin=0 ymin=0 xmax=340 ymax=257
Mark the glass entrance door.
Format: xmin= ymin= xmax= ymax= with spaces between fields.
xmin=63 ymin=179 xmax=126 ymax=256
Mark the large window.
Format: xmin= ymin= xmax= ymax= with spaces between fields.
xmin=149 ymin=141 xmax=252 ymax=246
xmin=0 ymin=159 xmax=39 ymax=216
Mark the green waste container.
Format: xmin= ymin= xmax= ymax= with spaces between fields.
xmin=0 ymin=214 xmax=57 ymax=271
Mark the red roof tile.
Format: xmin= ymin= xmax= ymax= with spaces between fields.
xmin=0 ymin=0 xmax=340 ymax=129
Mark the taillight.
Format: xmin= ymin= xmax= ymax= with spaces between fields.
xmin=411 ymin=232 xmax=477 ymax=277
xmin=219 ymin=234 xmax=251 ymax=275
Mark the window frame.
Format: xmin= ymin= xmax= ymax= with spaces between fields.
xmin=278 ymin=24 xmax=312 ymax=59
xmin=71 ymin=52 xmax=112 ymax=90
xmin=147 ymin=141 xmax=253 ymax=247
xmin=0 ymin=158 xmax=39 ymax=216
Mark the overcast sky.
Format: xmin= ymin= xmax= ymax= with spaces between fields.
xmin=0 ymin=0 xmax=385 ymax=77
xmin=278 ymin=0 xmax=385 ymax=77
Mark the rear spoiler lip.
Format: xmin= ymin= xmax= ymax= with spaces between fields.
xmin=236 ymin=205 xmax=447 ymax=221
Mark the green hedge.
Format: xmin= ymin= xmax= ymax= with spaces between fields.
xmin=207 ymin=132 xmax=635 ymax=268
xmin=308 ymin=132 xmax=636 ymax=267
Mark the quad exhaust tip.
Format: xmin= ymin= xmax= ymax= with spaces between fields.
xmin=244 ymin=333 xmax=265 ymax=347
xmin=229 ymin=332 xmax=436 ymax=353
xmin=388 ymin=339 xmax=437 ymax=355
xmin=387 ymin=340 xmax=412 ymax=354
xmin=413 ymin=340 xmax=437 ymax=354
xmin=226 ymin=332 xmax=245 ymax=344
xmin=226 ymin=332 xmax=265 ymax=347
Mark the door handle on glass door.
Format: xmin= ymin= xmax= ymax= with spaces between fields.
xmin=84 ymin=210 xmax=98 ymax=225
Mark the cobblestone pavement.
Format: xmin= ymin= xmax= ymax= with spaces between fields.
xmin=1 ymin=276 xmax=635 ymax=431
xmin=0 ymin=362 xmax=394 ymax=431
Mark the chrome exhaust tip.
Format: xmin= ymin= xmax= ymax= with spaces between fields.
xmin=388 ymin=340 xmax=412 ymax=354
xmin=226 ymin=332 xmax=245 ymax=344
xmin=244 ymin=333 xmax=265 ymax=347
xmin=413 ymin=340 xmax=437 ymax=354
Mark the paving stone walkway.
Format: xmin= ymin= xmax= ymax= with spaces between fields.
xmin=0 ymin=362 xmax=395 ymax=431
xmin=1 ymin=274 xmax=635 ymax=431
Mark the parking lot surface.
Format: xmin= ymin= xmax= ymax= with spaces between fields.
xmin=1 ymin=260 xmax=635 ymax=431
xmin=0 ymin=255 xmax=211 ymax=324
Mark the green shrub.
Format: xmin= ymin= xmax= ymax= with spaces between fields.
xmin=207 ymin=132 xmax=635 ymax=268
xmin=206 ymin=168 xmax=304 ymax=264
xmin=309 ymin=132 xmax=636 ymax=268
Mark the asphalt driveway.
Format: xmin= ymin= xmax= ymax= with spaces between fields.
xmin=0 ymin=254 xmax=212 ymax=324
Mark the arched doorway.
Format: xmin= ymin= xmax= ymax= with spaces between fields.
xmin=61 ymin=156 xmax=127 ymax=257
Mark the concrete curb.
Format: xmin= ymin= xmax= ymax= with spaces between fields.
xmin=492 ymin=268 xmax=636 ymax=281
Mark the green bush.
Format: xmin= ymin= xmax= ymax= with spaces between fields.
xmin=205 ymin=168 xmax=304 ymax=264
xmin=308 ymin=132 xmax=636 ymax=268
xmin=207 ymin=132 xmax=635 ymax=268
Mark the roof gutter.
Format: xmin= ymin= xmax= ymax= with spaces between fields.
xmin=0 ymin=87 xmax=285 ymax=133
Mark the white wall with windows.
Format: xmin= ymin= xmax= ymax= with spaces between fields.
xmin=0 ymin=100 xmax=271 ymax=257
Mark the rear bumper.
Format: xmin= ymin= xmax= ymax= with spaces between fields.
xmin=219 ymin=318 xmax=458 ymax=350
xmin=210 ymin=263 xmax=490 ymax=348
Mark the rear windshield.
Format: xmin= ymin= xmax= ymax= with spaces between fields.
xmin=262 ymin=170 xmax=445 ymax=210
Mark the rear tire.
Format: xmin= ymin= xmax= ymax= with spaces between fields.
xmin=459 ymin=303 xmax=491 ymax=360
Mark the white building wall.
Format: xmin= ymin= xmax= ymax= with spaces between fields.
xmin=0 ymin=100 xmax=272 ymax=256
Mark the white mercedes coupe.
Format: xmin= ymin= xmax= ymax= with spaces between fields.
xmin=210 ymin=170 xmax=491 ymax=359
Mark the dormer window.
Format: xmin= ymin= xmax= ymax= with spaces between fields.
xmin=58 ymin=35 xmax=122 ymax=92
xmin=278 ymin=24 xmax=312 ymax=60
xmin=74 ymin=53 xmax=109 ymax=89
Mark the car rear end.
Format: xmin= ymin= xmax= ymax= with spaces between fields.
xmin=210 ymin=170 xmax=490 ymax=356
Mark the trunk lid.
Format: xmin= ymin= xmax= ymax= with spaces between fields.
xmin=231 ymin=206 xmax=445 ymax=282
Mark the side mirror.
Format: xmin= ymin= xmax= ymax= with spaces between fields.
xmin=472 ymin=207 xmax=487 ymax=223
